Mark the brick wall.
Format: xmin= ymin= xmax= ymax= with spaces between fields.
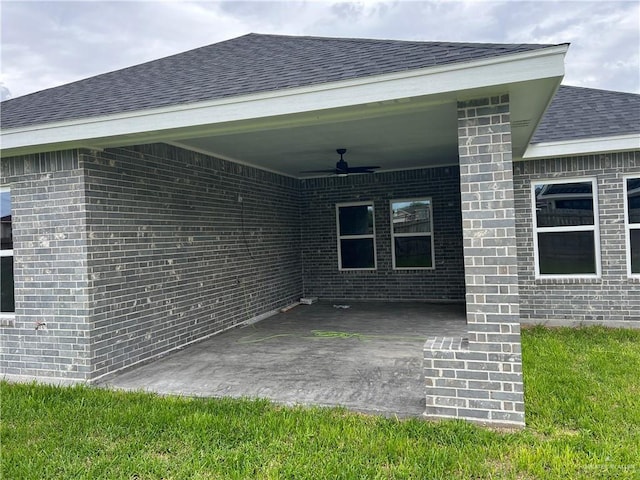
xmin=514 ymin=151 xmax=640 ymax=326
xmin=300 ymin=166 xmax=465 ymax=301
xmin=1 ymin=144 xmax=303 ymax=381
xmin=1 ymin=150 xmax=93 ymax=382
xmin=82 ymin=144 xmax=302 ymax=379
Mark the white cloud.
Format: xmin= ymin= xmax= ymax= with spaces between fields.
xmin=1 ymin=0 xmax=638 ymax=98
xmin=0 ymin=82 xmax=10 ymax=101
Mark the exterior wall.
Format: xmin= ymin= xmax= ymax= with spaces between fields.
xmin=424 ymin=96 xmax=525 ymax=428
xmin=300 ymin=166 xmax=465 ymax=301
xmin=82 ymin=144 xmax=302 ymax=379
xmin=1 ymin=150 xmax=93 ymax=382
xmin=514 ymin=151 xmax=640 ymax=326
xmin=1 ymin=144 xmax=302 ymax=382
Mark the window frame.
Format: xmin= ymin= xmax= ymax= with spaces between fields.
xmin=624 ymin=175 xmax=640 ymax=278
xmin=0 ymin=186 xmax=14 ymax=318
xmin=531 ymin=177 xmax=601 ymax=279
xmin=335 ymin=201 xmax=377 ymax=271
xmin=390 ymin=197 xmax=435 ymax=270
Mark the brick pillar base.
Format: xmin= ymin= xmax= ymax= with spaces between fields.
xmin=424 ymin=337 xmax=524 ymax=427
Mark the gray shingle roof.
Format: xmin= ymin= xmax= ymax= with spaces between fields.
xmin=1 ymin=33 xmax=556 ymax=130
xmin=532 ymin=85 xmax=640 ymax=143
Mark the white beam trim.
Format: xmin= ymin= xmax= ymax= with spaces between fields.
xmin=522 ymin=133 xmax=640 ymax=160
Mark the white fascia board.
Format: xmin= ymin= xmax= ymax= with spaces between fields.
xmin=1 ymin=45 xmax=568 ymax=155
xmin=523 ymin=133 xmax=640 ymax=160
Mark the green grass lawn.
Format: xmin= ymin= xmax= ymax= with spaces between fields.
xmin=2 ymin=326 xmax=639 ymax=479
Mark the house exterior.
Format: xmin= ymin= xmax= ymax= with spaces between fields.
xmin=1 ymin=33 xmax=639 ymax=427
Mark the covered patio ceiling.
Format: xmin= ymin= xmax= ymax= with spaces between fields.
xmin=171 ymin=96 xmax=460 ymax=177
xmin=166 ymin=78 xmax=561 ymax=179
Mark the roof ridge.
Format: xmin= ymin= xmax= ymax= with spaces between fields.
xmin=245 ymin=32 xmax=561 ymax=49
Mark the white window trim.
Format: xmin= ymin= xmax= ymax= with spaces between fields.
xmin=531 ymin=177 xmax=601 ymax=279
xmin=0 ymin=186 xmax=14 ymax=319
xmin=336 ymin=201 xmax=377 ymax=271
xmin=624 ymin=175 xmax=640 ymax=278
xmin=390 ymin=197 xmax=435 ymax=270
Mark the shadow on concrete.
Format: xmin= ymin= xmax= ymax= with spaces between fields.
xmin=100 ymin=301 xmax=467 ymax=417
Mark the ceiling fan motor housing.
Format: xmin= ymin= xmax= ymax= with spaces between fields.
xmin=336 ymin=159 xmax=349 ymax=171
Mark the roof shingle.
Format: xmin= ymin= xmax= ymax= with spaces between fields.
xmin=532 ymin=85 xmax=640 ymax=143
xmin=0 ymin=33 xmax=556 ymax=130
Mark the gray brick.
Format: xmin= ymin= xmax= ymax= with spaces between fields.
xmin=490 ymin=391 xmax=524 ymax=401
xmin=438 ymin=378 xmax=468 ymax=388
xmin=490 ymin=411 xmax=525 ymax=423
xmin=489 ymin=372 xmax=525 ymax=382
xmin=468 ymin=399 xmax=502 ymax=410
xmin=465 ymin=361 xmax=501 ymax=371
xmin=455 ymin=369 xmax=489 ymax=380
xmin=456 ymin=388 xmax=490 ymax=400
xmin=426 ymin=387 xmax=458 ymax=397
xmin=424 ymin=406 xmax=458 ymax=417
xmin=457 ymin=408 xmax=490 ymax=420
xmin=433 ymin=360 xmax=465 ymax=369
xmin=435 ymin=397 xmax=467 ymax=407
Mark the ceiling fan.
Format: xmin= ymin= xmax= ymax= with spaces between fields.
xmin=302 ymin=149 xmax=380 ymax=176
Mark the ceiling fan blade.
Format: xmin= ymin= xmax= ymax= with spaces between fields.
xmin=301 ymin=148 xmax=380 ymax=175
xmin=347 ymin=166 xmax=380 ymax=173
xmin=300 ymin=169 xmax=341 ymax=173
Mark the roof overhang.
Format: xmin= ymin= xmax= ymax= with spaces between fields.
xmin=523 ymin=133 xmax=640 ymax=160
xmin=1 ymin=45 xmax=568 ymax=177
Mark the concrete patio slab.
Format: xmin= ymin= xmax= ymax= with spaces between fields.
xmin=99 ymin=301 xmax=467 ymax=417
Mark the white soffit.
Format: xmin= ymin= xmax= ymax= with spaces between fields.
xmin=523 ymin=134 xmax=640 ymax=160
xmin=0 ymin=45 xmax=568 ymax=157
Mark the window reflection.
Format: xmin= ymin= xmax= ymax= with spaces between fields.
xmin=392 ymin=200 xmax=431 ymax=234
xmin=627 ymin=178 xmax=640 ymax=224
xmin=631 ymin=230 xmax=640 ymax=274
xmin=339 ymin=205 xmax=373 ymax=236
xmin=0 ymin=188 xmax=14 ymax=313
xmin=627 ymin=178 xmax=640 ymax=275
xmin=340 ymin=239 xmax=375 ymax=269
xmin=394 ymin=236 xmax=432 ymax=268
xmin=0 ymin=190 xmax=11 ymax=250
xmin=391 ymin=199 xmax=434 ymax=269
xmin=537 ymin=231 xmax=596 ymax=275
xmin=533 ymin=180 xmax=598 ymax=276
xmin=535 ymin=182 xmax=594 ymax=227
xmin=337 ymin=203 xmax=376 ymax=270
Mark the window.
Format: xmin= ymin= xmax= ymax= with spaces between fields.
xmin=391 ymin=198 xmax=434 ymax=269
xmin=625 ymin=177 xmax=640 ymax=276
xmin=1 ymin=187 xmax=14 ymax=314
xmin=532 ymin=179 xmax=600 ymax=277
xmin=336 ymin=202 xmax=376 ymax=270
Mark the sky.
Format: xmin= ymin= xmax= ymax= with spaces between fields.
xmin=1 ymin=0 xmax=639 ymax=101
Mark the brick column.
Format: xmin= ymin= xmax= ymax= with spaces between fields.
xmin=424 ymin=95 xmax=525 ymax=427
xmin=0 ymin=150 xmax=93 ymax=383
